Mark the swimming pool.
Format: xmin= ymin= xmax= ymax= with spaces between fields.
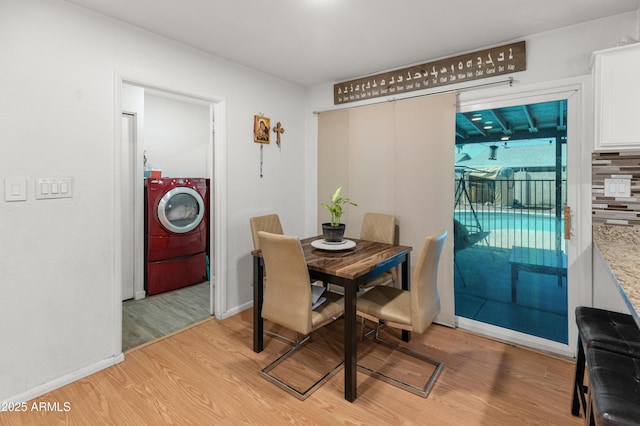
xmin=455 ymin=211 xmax=564 ymax=232
xmin=454 ymin=210 xmax=565 ymax=250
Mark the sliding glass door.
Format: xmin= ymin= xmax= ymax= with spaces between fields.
xmin=454 ymin=99 xmax=569 ymax=344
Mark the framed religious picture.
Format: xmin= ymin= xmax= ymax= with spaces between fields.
xmin=254 ymin=115 xmax=270 ymax=144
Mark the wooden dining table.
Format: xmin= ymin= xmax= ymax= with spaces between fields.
xmin=252 ymin=235 xmax=412 ymax=402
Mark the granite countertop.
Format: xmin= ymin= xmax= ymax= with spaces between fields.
xmin=592 ymin=225 xmax=640 ymax=316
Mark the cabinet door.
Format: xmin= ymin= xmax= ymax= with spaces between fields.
xmin=594 ymin=44 xmax=640 ymax=150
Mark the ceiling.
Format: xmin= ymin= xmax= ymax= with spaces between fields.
xmin=64 ymin=0 xmax=640 ymax=87
xmin=456 ymin=100 xmax=567 ymax=145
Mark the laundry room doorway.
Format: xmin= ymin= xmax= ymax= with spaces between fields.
xmin=118 ymin=80 xmax=226 ymax=352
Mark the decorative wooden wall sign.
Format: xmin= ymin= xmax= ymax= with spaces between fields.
xmin=333 ymin=41 xmax=526 ymax=105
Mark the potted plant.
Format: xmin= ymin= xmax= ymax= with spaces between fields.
xmin=321 ymin=185 xmax=357 ymax=242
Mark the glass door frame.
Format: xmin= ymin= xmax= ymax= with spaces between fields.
xmin=454 ymin=77 xmax=591 ymax=357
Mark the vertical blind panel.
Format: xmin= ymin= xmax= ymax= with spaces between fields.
xmin=317 ymin=110 xmax=350 ymax=232
xmin=317 ymin=92 xmax=456 ymax=325
xmin=347 ymin=103 xmax=396 ymax=234
xmin=394 ymin=94 xmax=456 ymax=326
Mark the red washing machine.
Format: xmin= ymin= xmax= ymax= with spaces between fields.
xmin=145 ymin=177 xmax=209 ymax=296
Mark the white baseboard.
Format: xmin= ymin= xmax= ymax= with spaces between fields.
xmin=216 ymin=301 xmax=252 ymax=320
xmin=2 ymin=354 xmax=125 ymax=405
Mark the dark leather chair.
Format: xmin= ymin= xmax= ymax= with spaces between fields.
xmin=585 ymin=348 xmax=640 ymax=425
xmin=571 ymin=306 xmax=640 ymax=418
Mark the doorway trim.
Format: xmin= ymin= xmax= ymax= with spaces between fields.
xmin=120 ymin=112 xmax=138 ymax=301
xmin=454 ymin=76 xmax=592 ymax=357
xmin=113 ymin=74 xmax=228 ymax=357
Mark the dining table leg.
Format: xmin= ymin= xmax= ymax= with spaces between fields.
xmin=401 ymin=253 xmax=411 ymax=343
xmin=253 ymin=256 xmax=264 ymax=353
xmin=344 ymin=283 xmax=357 ymax=402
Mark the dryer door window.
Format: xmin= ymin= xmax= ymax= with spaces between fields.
xmin=157 ymin=187 xmax=205 ymax=234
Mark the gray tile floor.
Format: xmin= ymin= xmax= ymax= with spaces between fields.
xmin=122 ymin=281 xmax=211 ymax=351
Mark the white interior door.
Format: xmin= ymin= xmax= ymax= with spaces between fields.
xmin=121 ymin=113 xmax=135 ymax=301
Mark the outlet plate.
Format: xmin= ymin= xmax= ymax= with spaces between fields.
xmin=4 ymin=177 xmax=27 ymax=202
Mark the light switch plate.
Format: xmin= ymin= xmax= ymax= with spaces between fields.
xmin=4 ymin=177 xmax=27 ymax=201
xmin=604 ymin=178 xmax=631 ymax=197
xmin=36 ymin=178 xmax=73 ymax=199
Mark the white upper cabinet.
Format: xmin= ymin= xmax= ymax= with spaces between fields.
xmin=594 ymin=43 xmax=640 ymax=151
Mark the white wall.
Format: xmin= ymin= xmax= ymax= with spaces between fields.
xmin=0 ymin=0 xmax=307 ymax=402
xmin=143 ymin=93 xmax=209 ymax=178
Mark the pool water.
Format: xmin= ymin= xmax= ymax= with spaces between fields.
xmin=454 ymin=210 xmax=569 ymax=344
xmin=454 ymin=211 xmax=564 ymax=233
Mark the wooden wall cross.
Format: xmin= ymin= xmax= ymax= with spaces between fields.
xmin=272 ymin=122 xmax=285 ymax=146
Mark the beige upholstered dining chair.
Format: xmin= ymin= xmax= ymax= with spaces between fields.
xmin=250 ymin=214 xmax=284 ymax=251
xmin=359 ymin=212 xmax=398 ymax=288
xmin=356 ymin=229 xmax=447 ymax=397
xmin=250 ymin=214 xmax=295 ymax=343
xmin=258 ymin=231 xmax=345 ymax=400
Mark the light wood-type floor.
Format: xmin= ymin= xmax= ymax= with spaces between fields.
xmin=2 ymin=309 xmax=582 ymax=425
